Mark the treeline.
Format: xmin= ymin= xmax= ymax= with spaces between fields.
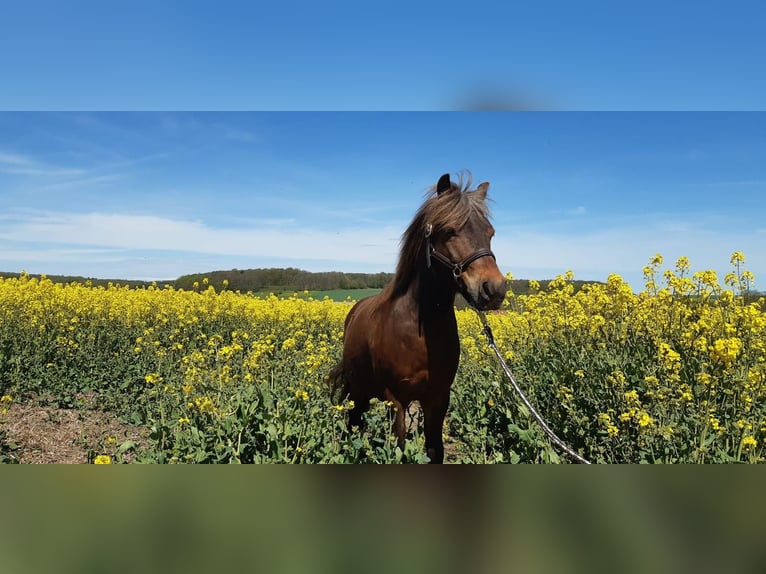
xmin=174 ymin=269 xmax=603 ymax=296
xmin=14 ymin=269 xmax=755 ymax=302
xmin=174 ymin=268 xmax=394 ymax=293
xmin=0 ymin=271 xmax=159 ymax=289
xmin=2 ymin=268 xmax=604 ymax=297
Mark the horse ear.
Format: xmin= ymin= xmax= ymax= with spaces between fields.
xmin=436 ymin=173 xmax=452 ymax=195
xmin=475 ymin=181 xmax=490 ymax=200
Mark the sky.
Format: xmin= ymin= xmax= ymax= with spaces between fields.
xmin=1 ymin=2 xmax=765 ymax=291
xmin=1 ymin=111 xmax=765 ymax=291
xmin=1 ymin=1 xmax=765 ymax=111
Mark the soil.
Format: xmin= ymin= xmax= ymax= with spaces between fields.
xmin=0 ymin=395 xmax=148 ymax=464
xmin=1 ymin=397 xmax=459 ymax=464
xmin=405 ymin=401 xmax=462 ymax=463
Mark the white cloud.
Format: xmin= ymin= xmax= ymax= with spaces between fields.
xmin=0 ymin=210 xmax=402 ymax=266
xmin=2 ymin=209 xmax=765 ymax=291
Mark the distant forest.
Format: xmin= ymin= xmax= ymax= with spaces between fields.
xmin=174 ymin=268 xmax=393 ymax=293
xmin=1 ymin=268 xmax=604 ymax=297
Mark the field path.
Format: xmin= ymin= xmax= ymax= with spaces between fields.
xmin=0 ymin=398 xmax=148 ymax=464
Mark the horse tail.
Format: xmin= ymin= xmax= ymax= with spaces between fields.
xmin=326 ymin=361 xmax=349 ymax=405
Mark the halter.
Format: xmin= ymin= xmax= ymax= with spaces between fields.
xmin=424 ymin=223 xmax=496 ymax=279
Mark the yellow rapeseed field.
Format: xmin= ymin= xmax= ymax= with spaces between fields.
xmin=1 ymin=252 xmax=764 ymax=463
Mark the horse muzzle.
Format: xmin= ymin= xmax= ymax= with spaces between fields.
xmin=462 ymin=274 xmax=507 ymax=311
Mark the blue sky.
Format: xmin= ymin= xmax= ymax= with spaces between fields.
xmin=3 ymin=3 xmax=766 ymax=290
xmin=1 ymin=112 xmax=765 ymax=291
xmin=1 ymin=1 xmax=765 ymax=110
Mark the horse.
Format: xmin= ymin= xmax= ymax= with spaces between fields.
xmin=329 ymin=172 xmax=507 ymax=463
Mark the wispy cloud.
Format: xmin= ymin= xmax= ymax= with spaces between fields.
xmin=0 ymin=246 xmax=129 ymax=264
xmin=3 ymin=209 xmax=765 ymax=291
xmin=0 ymin=210 xmax=402 ymax=266
xmin=0 ymin=152 xmax=32 ymax=165
xmin=34 ymin=173 xmax=127 ymax=191
xmin=0 ymin=151 xmax=87 ymax=178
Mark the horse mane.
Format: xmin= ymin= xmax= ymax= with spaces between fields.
xmin=381 ymin=172 xmax=491 ymax=302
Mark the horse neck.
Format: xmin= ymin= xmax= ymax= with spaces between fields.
xmin=411 ymin=268 xmax=458 ymax=323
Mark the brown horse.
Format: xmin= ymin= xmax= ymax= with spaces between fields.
xmin=329 ymin=173 xmax=507 ymax=463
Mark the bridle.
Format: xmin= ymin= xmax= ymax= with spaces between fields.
xmin=424 ymin=223 xmax=496 ymax=280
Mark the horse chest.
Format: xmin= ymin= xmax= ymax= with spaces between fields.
xmin=371 ymin=316 xmax=459 ymax=393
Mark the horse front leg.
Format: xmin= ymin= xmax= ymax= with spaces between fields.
xmin=422 ymin=393 xmax=450 ymax=464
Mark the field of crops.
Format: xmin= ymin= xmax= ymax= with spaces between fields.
xmin=1 ymin=252 xmax=764 ymax=463
xmin=255 ymin=288 xmax=383 ymax=302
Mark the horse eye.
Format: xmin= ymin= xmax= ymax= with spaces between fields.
xmin=444 ymin=228 xmax=457 ymax=239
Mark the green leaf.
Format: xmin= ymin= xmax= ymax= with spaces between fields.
xmin=117 ymin=440 xmax=136 ymax=454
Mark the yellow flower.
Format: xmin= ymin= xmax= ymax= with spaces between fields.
xmin=597 ymin=413 xmax=619 ymax=437
xmin=696 ymin=372 xmax=712 ymax=386
xmin=607 ymin=370 xmax=627 ymax=387
xmin=189 ymin=396 xmax=216 ymax=414
xmin=144 ymin=372 xmax=162 ymax=384
xmin=741 ymin=435 xmax=757 ymax=450
xmin=295 ymin=389 xmax=309 ymax=401
xmin=282 ymin=338 xmax=297 ymax=351
xmin=636 ymin=411 xmax=653 ymax=428
xmin=658 ymin=342 xmax=681 ymax=368
xmin=736 ymin=419 xmax=752 ymax=431
xmin=709 ymin=337 xmax=742 ymax=367
xmin=94 ymin=455 xmax=112 ymax=465
xmin=619 ymin=410 xmax=635 ymax=422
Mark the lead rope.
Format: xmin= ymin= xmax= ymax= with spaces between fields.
xmin=474 ymin=309 xmax=592 ymax=464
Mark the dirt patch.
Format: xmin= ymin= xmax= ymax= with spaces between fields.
xmin=1 ymin=398 xmax=458 ymax=464
xmin=405 ymin=401 xmax=463 ymax=463
xmin=0 ymin=398 xmax=148 ymax=464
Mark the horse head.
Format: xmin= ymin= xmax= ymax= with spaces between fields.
xmin=425 ymin=173 xmax=507 ymax=310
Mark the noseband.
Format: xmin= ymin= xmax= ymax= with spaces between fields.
xmin=424 ymin=223 xmax=495 ymax=279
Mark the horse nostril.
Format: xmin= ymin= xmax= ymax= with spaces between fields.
xmin=481 ymin=281 xmax=491 ymax=301
xmin=481 ymin=278 xmax=507 ymax=307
